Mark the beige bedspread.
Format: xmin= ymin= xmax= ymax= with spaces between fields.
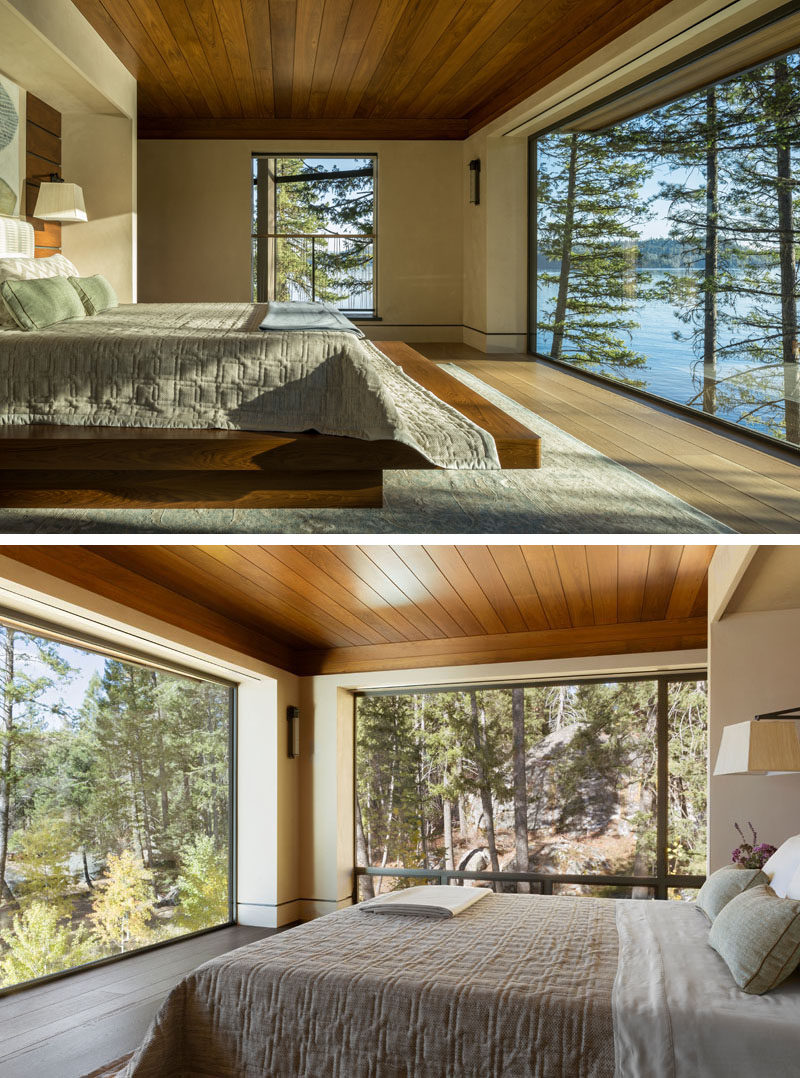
xmin=122 ymin=894 xmax=618 ymax=1078
xmin=0 ymin=302 xmax=500 ymax=470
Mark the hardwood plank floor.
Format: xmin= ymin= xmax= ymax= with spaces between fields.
xmin=416 ymin=343 xmax=800 ymax=534
xmin=0 ymin=924 xmax=274 ymax=1078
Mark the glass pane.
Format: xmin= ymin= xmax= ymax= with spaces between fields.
xmin=669 ymin=886 xmax=701 ymax=902
xmin=553 ymin=884 xmax=654 ymax=900
xmin=667 ymin=680 xmax=708 ymax=879
xmin=0 ymin=624 xmax=231 ymax=991
xmin=535 ymin=51 xmax=800 ymax=447
xmin=253 ymin=155 xmax=375 ymax=313
xmin=523 ymin=682 xmax=659 ymax=878
xmin=355 ymin=680 xmax=661 ymax=896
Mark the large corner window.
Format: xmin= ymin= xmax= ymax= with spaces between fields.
xmin=532 ymin=46 xmax=800 ymax=447
xmin=0 ymin=619 xmax=233 ymax=992
xmin=355 ymin=676 xmax=707 ymax=901
xmin=252 ymin=154 xmax=377 ymax=317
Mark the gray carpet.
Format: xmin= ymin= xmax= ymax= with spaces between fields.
xmin=0 ymin=365 xmax=734 ymax=535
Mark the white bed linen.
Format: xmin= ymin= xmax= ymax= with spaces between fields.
xmin=613 ymin=899 xmax=800 ymax=1078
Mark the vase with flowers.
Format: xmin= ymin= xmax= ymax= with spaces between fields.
xmin=731 ymin=821 xmax=776 ymax=869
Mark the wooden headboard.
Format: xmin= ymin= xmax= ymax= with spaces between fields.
xmin=25 ymin=93 xmax=62 ymax=258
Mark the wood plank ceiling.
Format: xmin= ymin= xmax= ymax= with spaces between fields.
xmin=0 ymin=545 xmax=713 ymax=675
xmin=69 ymin=0 xmax=676 ymax=139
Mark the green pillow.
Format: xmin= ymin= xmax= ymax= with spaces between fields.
xmin=709 ymin=884 xmax=800 ymax=994
xmin=0 ymin=275 xmax=86 ymax=331
xmin=697 ymin=864 xmax=769 ymax=922
xmin=68 ymin=274 xmax=118 ymax=315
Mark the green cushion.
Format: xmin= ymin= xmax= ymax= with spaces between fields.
xmin=68 ymin=274 xmax=118 ymax=315
xmin=709 ymin=884 xmax=800 ymax=994
xmin=697 ymin=864 xmax=769 ymax=922
xmin=0 ymin=275 xmax=86 ymax=331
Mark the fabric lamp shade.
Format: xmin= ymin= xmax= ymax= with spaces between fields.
xmin=33 ymin=182 xmax=87 ymax=222
xmin=713 ymin=720 xmax=800 ymax=775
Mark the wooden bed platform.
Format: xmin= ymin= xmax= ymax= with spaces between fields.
xmin=0 ymin=343 xmax=541 ymax=509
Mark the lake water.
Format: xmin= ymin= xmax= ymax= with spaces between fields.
xmin=535 ymin=271 xmax=800 ymax=446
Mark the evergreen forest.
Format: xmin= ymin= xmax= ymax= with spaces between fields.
xmin=356 ymin=680 xmax=707 ymax=901
xmin=0 ymin=624 xmax=231 ymax=990
xmin=536 ymin=50 xmax=800 ymax=443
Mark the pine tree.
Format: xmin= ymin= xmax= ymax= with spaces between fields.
xmin=537 ymin=129 xmax=658 ymax=384
xmin=0 ymin=626 xmax=72 ymax=905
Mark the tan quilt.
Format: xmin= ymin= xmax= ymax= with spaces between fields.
xmin=122 ymin=894 xmax=618 ymax=1078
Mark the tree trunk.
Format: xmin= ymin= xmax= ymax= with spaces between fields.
xmin=468 ymin=692 xmax=499 ymax=876
xmin=355 ymin=796 xmax=374 ymax=900
xmin=150 ymin=672 xmax=170 ymax=836
xmin=82 ymin=847 xmax=94 ymax=889
xmin=549 ymin=133 xmax=579 ymax=360
xmin=443 ymin=797 xmax=454 ymax=872
xmin=703 ymin=87 xmax=718 ymax=415
xmin=774 ymin=59 xmax=800 ymax=444
xmin=0 ymin=630 xmax=15 ymax=904
xmin=511 ymin=688 xmax=530 ymax=893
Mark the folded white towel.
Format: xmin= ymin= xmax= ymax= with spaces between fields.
xmin=359 ymin=884 xmax=491 ymax=918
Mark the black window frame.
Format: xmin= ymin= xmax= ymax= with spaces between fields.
xmin=526 ymin=6 xmax=800 ymax=459
xmin=353 ymin=671 xmax=707 ymax=901
xmin=251 ymin=151 xmax=378 ymax=317
xmin=0 ymin=613 xmax=238 ymax=998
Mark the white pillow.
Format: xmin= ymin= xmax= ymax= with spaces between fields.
xmin=763 ymin=834 xmax=800 ymax=897
xmin=786 ymin=862 xmax=800 ymax=901
xmin=0 ymin=253 xmax=80 ymax=326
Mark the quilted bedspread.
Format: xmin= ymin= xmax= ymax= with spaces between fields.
xmin=122 ymin=894 xmax=618 ymax=1078
xmin=0 ymin=302 xmax=500 ymax=470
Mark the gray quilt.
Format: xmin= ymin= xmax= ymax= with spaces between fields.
xmin=0 ymin=302 xmax=500 ymax=470
xmin=122 ymin=894 xmax=618 ymax=1078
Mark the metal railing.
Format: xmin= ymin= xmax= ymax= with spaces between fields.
xmin=252 ymin=232 xmax=376 ymax=314
xmin=353 ymin=865 xmax=706 ymax=902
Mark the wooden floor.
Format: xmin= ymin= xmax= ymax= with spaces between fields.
xmin=0 ymin=924 xmax=273 ymax=1078
xmin=416 ymin=343 xmax=800 ymax=534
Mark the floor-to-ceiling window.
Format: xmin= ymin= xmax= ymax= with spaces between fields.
xmin=252 ymin=154 xmax=377 ymax=316
xmin=355 ymin=675 xmax=706 ymax=900
xmin=531 ymin=48 xmax=800 ymax=447
xmin=0 ymin=620 xmax=233 ymax=992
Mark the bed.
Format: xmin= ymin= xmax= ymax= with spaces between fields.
xmin=120 ymin=893 xmax=800 ymax=1078
xmin=0 ymin=219 xmax=540 ymax=508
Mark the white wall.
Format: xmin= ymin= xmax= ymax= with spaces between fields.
xmin=137 ymin=138 xmax=464 ymax=342
xmin=299 ymin=647 xmax=707 ymax=916
xmin=0 ymin=0 xmax=137 ymax=300
xmin=707 ymin=546 xmax=800 ymax=871
xmin=0 ymin=555 xmax=301 ymax=929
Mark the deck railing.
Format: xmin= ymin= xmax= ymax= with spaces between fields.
xmin=353 ymin=865 xmax=706 ymax=902
xmin=252 ymin=232 xmax=376 ymax=314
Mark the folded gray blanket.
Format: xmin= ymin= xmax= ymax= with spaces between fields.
xmin=259 ymin=300 xmax=365 ymax=337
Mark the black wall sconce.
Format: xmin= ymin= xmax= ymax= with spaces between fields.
xmin=469 ymin=158 xmax=481 ymax=205
xmin=287 ymin=705 xmax=300 ymax=758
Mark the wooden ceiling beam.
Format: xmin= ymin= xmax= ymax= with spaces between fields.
xmin=136 ymin=117 xmax=470 ymax=140
xmin=294 ymin=616 xmax=709 ymax=676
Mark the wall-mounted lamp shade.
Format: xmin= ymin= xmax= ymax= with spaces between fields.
xmin=469 ymin=158 xmax=481 ymax=205
xmin=33 ymin=182 xmax=87 ymax=222
xmin=287 ymin=705 xmax=300 ymax=759
xmin=713 ymin=720 xmax=800 ymax=775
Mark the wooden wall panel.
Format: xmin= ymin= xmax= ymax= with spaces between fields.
xmin=25 ymin=93 xmax=61 ymax=257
